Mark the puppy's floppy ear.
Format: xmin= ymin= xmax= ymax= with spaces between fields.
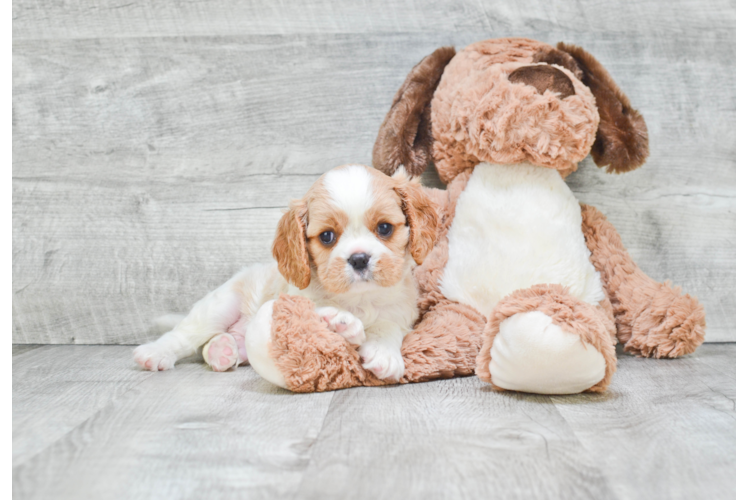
xmin=372 ymin=46 xmax=456 ymax=178
xmin=272 ymin=199 xmax=311 ymax=289
xmin=392 ymin=167 xmax=439 ymax=265
xmin=553 ymin=42 xmax=649 ymax=173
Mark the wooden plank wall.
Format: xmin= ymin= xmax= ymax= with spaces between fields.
xmin=12 ymin=1 xmax=735 ymax=344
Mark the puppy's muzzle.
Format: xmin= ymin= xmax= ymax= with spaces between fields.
xmin=348 ymin=253 xmax=370 ymax=272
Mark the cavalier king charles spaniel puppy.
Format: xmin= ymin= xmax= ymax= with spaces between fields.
xmin=134 ymin=165 xmax=438 ymax=381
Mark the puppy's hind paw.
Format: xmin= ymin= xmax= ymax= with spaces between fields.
xmin=202 ymin=333 xmax=239 ymax=372
xmin=316 ymin=307 xmax=366 ymax=346
xmin=133 ymin=342 xmax=177 ymax=372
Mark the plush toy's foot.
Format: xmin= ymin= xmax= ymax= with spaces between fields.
xmin=476 ymin=284 xmax=617 ymax=394
xmin=245 ymin=300 xmax=289 ymax=388
xmin=485 ymin=311 xmax=607 ymax=394
xmin=202 ymin=333 xmax=240 ymax=372
xmin=618 ymin=281 xmax=705 ymax=358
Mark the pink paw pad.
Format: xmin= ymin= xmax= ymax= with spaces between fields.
xmin=205 ymin=334 xmax=239 ymax=372
xmin=335 ymin=322 xmax=348 ymax=334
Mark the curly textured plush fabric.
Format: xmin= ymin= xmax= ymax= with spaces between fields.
xmin=267 ymin=38 xmax=702 ymax=394
xmin=401 ymin=300 xmax=485 ymax=383
xmin=431 ymin=38 xmax=599 ymax=183
xmin=270 ymin=293 xmax=484 ymax=392
xmin=372 ymin=46 xmax=456 ymax=177
xmin=269 ymin=293 xmax=383 ymax=393
xmin=580 ymin=205 xmax=705 ymax=357
xmin=475 ymin=284 xmax=617 ymax=393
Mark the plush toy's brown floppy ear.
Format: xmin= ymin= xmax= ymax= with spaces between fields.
xmin=553 ymin=42 xmax=649 ymax=173
xmin=272 ymin=199 xmax=311 ymax=289
xmin=372 ymin=46 xmax=456 ymax=177
xmin=392 ymin=168 xmax=439 ymax=265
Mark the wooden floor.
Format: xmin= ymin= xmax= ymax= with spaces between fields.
xmin=13 ymin=343 xmax=735 ymax=500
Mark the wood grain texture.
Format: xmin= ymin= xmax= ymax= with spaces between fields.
xmin=12 ymin=0 xmax=734 ymax=39
xmin=298 ymin=379 xmax=615 ymax=499
xmin=12 ymin=1 xmax=735 ymax=343
xmin=13 ymin=345 xmax=335 ymax=500
xmin=550 ymin=344 xmax=735 ymax=500
xmin=12 ymin=344 xmax=735 ymax=499
xmin=13 ymin=346 xmax=156 ymax=465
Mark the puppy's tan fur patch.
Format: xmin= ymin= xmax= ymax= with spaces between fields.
xmin=273 ymin=165 xmax=438 ymax=294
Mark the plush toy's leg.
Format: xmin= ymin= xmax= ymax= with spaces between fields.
xmin=581 ymin=204 xmax=706 ymax=358
xmin=246 ymin=294 xmax=487 ymax=391
xmin=245 ymin=294 xmax=382 ymax=392
xmin=476 ymin=284 xmax=617 ymax=394
xmin=401 ymin=300 xmax=486 ymax=383
xmin=245 ymin=300 xmax=289 ymax=388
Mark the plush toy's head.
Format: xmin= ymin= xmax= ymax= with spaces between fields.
xmin=272 ymin=165 xmax=438 ymax=292
xmin=373 ymin=38 xmax=649 ymax=183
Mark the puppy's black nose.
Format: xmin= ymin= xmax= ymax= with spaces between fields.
xmin=348 ymin=253 xmax=370 ymax=271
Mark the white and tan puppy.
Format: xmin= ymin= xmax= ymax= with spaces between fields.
xmin=134 ymin=165 xmax=438 ymax=382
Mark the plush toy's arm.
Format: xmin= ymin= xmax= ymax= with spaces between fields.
xmin=580 ymin=204 xmax=705 ymax=358
xmin=401 ymin=299 xmax=485 ymax=383
xmin=253 ymin=294 xmax=485 ymax=392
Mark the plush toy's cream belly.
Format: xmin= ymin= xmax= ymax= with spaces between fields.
xmin=439 ymin=162 xmax=605 ymax=317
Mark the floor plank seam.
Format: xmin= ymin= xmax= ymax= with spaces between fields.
xmin=290 ymin=389 xmax=343 ymax=499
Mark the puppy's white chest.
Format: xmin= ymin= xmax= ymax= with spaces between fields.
xmin=439 ymin=163 xmax=605 ymax=317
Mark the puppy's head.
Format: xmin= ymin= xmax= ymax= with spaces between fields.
xmin=272 ymin=165 xmax=438 ymax=293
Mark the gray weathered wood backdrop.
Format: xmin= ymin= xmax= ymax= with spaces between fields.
xmin=13 ymin=0 xmax=735 ymax=344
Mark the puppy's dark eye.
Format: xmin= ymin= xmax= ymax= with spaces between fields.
xmin=377 ymin=223 xmax=393 ymax=238
xmin=319 ymin=231 xmax=336 ymax=246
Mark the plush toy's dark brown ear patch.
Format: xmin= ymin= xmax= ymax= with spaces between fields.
xmin=372 ymin=46 xmax=456 ymax=177
xmin=556 ymin=42 xmax=649 ymax=173
xmin=532 ymin=46 xmax=584 ymax=80
xmin=508 ymin=65 xmax=576 ymax=99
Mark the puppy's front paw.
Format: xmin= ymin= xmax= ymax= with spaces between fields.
xmin=133 ymin=342 xmax=177 ymax=372
xmin=359 ymin=342 xmax=405 ymax=381
xmin=316 ymin=307 xmax=366 ymax=346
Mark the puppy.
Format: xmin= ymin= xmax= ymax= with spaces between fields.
xmin=133 ymin=164 xmax=438 ymax=381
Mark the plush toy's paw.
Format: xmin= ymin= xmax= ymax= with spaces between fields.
xmin=476 ymin=284 xmax=617 ymax=394
xmin=133 ymin=342 xmax=178 ymax=372
xmin=202 ymin=333 xmax=239 ymax=372
xmin=316 ymin=307 xmax=366 ymax=346
xmin=359 ymin=341 xmax=405 ymax=381
xmin=486 ymin=311 xmax=607 ymax=394
xmin=623 ymin=284 xmax=706 ymax=358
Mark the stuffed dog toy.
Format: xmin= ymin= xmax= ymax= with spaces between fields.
xmin=134 ymin=164 xmax=438 ymax=380
xmin=370 ymin=38 xmax=706 ymax=394
xmin=147 ymin=38 xmax=706 ymax=395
